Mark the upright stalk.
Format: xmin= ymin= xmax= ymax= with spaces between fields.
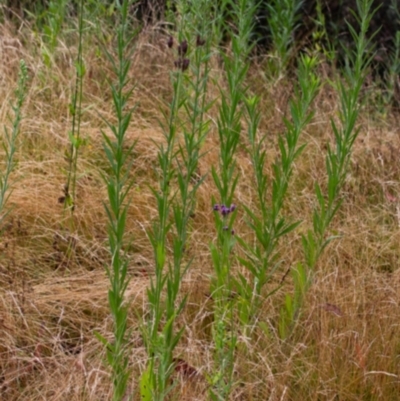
xmin=237 ymin=55 xmax=319 ymax=336
xmin=65 ymin=0 xmax=85 ymax=213
xmin=97 ymin=1 xmax=137 ymax=399
xmin=304 ymin=0 xmax=376 ymax=271
xmin=0 ymin=60 xmax=28 ymax=229
xmin=145 ymin=68 xmax=183 ymax=400
xmin=280 ymin=0 xmax=377 ymax=339
xmin=266 ymin=0 xmax=303 ymax=77
xmin=142 ymin=9 xmax=213 ymax=397
xmin=209 ymin=0 xmax=257 ymax=399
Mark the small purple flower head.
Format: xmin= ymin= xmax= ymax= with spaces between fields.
xmin=181 ymin=58 xmax=190 ymax=71
xmin=213 ymin=202 xmax=236 ymax=217
xmin=231 ymin=229 xmax=235 ymax=235
xmin=178 ymin=40 xmax=188 ymax=56
xmin=221 ymin=205 xmax=230 ymax=217
xmin=167 ymin=36 xmax=174 ymax=48
xmin=174 ymin=58 xmax=190 ymax=71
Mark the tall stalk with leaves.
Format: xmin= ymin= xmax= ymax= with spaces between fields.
xmin=0 ymin=60 xmax=28 ymax=230
xmin=65 ymin=0 xmax=85 ymax=214
xmin=140 ymin=5 xmax=214 ymax=399
xmin=142 ymin=58 xmax=185 ymax=401
xmin=208 ymin=0 xmax=257 ymax=399
xmin=97 ymin=0 xmax=137 ymax=399
xmin=266 ymin=0 xmax=303 ymax=77
xmin=378 ymin=1 xmax=400 ymax=111
xmin=46 ymin=0 xmax=68 ymax=48
xmin=279 ymin=0 xmax=376 ymax=339
xmin=237 ymin=54 xmax=319 ymax=337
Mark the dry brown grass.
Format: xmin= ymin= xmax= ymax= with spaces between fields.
xmin=1 ymin=19 xmax=400 ymax=401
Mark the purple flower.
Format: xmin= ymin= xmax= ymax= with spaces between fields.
xmin=231 ymin=229 xmax=235 ymax=235
xmin=174 ymin=58 xmax=190 ymax=71
xmin=178 ymin=40 xmax=188 ymax=56
xmin=221 ymin=205 xmax=230 ymax=216
xmin=181 ymin=58 xmax=190 ymax=71
xmin=167 ymin=36 xmax=174 ymax=48
xmin=213 ymin=202 xmax=237 ymax=217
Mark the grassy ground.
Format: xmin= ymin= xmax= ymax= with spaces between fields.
xmin=1 ymin=17 xmax=400 ymax=401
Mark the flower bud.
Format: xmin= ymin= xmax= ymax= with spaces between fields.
xmin=178 ymin=40 xmax=188 ymax=56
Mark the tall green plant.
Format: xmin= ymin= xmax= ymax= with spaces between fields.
xmin=32 ymin=0 xmax=69 ymax=66
xmin=378 ymin=0 xmax=400 ymax=110
xmin=0 ymin=60 xmax=28 ymax=230
xmin=141 ymin=9 xmax=214 ymax=398
xmin=279 ymin=0 xmax=377 ymax=339
xmin=209 ymin=0 xmax=257 ymax=399
xmin=175 ymin=0 xmax=226 ymax=47
xmin=96 ymin=1 xmax=137 ymax=399
xmin=65 ymin=0 xmax=85 ymax=213
xmin=43 ymin=0 xmax=69 ymax=50
xmin=237 ymin=54 xmax=319 ymax=336
xmin=311 ymin=0 xmax=336 ymax=62
xmin=143 ymin=61 xmax=185 ymax=401
xmin=267 ymin=0 xmax=303 ymax=77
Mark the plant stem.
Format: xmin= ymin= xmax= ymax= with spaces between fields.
xmin=98 ymin=1 xmax=137 ymax=399
xmin=0 ymin=60 xmax=28 ymax=229
xmin=65 ymin=0 xmax=85 ymax=214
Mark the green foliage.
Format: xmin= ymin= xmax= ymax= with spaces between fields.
xmin=65 ymin=0 xmax=85 ymax=214
xmin=0 ymin=0 xmax=395 ymax=399
xmin=372 ymin=1 xmax=400 ymax=112
xmin=311 ymin=0 xmax=336 ymax=62
xmin=144 ymin=69 xmax=183 ymax=399
xmin=43 ymin=0 xmax=68 ymax=49
xmin=0 ymin=60 xmax=28 ymax=230
xmin=279 ymin=0 xmax=377 ymax=339
xmin=238 ymin=54 xmax=319 ymax=338
xmin=266 ymin=0 xmax=303 ymax=76
xmin=208 ymin=0 xmax=258 ymax=399
xmin=99 ymin=0 xmax=137 ymax=399
xmin=143 ymin=2 xmax=215 ymax=399
xmin=139 ymin=363 xmax=153 ymax=401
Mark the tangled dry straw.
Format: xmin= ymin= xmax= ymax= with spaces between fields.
xmin=1 ymin=20 xmax=400 ymax=400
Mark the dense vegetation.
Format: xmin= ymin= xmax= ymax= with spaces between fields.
xmin=1 ymin=0 xmax=400 ymax=400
